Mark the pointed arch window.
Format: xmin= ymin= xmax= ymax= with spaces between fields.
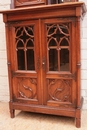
xmin=15 ymin=26 xmax=35 ymax=71
xmin=47 ymin=23 xmax=70 ymax=72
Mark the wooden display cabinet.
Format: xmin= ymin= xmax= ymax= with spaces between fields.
xmin=0 ymin=1 xmax=86 ymax=128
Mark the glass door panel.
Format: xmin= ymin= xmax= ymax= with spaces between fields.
xmin=47 ymin=23 xmax=70 ymax=72
xmin=49 ymin=49 xmax=58 ymax=71
xmin=17 ymin=50 xmax=25 ymax=70
xmin=16 ymin=26 xmax=35 ymax=71
xmin=26 ymin=41 xmax=35 ymax=70
xmin=60 ymin=49 xmax=69 ymax=71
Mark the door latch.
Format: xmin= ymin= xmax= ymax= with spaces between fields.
xmin=42 ymin=57 xmax=46 ymax=71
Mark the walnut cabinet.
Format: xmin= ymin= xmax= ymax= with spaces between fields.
xmin=0 ymin=2 xmax=86 ymax=128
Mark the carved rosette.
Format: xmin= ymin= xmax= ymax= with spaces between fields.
xmin=48 ymin=79 xmax=71 ymax=102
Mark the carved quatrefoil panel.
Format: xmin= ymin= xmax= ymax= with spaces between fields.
xmin=48 ymin=79 xmax=71 ymax=102
xmin=17 ymin=78 xmax=37 ymax=99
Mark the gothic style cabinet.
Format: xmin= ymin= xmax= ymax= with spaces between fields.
xmin=0 ymin=1 xmax=86 ymax=128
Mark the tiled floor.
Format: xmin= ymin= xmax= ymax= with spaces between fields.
xmin=0 ymin=102 xmax=87 ymax=130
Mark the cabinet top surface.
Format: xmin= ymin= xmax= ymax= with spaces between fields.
xmin=0 ymin=2 xmax=86 ymax=23
xmin=0 ymin=2 xmax=86 ymax=14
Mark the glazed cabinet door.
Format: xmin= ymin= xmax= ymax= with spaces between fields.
xmin=8 ymin=20 xmax=41 ymax=105
xmin=41 ymin=18 xmax=77 ymax=108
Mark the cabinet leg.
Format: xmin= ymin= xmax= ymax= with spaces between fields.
xmin=10 ymin=109 xmax=15 ymax=118
xmin=75 ymin=118 xmax=81 ymax=128
xmin=9 ymin=101 xmax=15 ymax=118
xmin=75 ymin=107 xmax=81 ymax=128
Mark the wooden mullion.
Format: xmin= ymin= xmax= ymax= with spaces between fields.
xmin=48 ymin=49 xmax=49 ymax=72
xmin=57 ymin=41 xmax=60 ymax=71
xmin=24 ymin=44 xmax=27 ymax=70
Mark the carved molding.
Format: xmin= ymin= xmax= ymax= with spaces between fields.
xmin=16 ymin=0 xmax=41 ymax=4
xmin=16 ymin=0 xmax=29 ymax=4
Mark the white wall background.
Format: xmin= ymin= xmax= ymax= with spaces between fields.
xmin=0 ymin=0 xmax=11 ymax=102
xmin=80 ymin=0 xmax=87 ymax=109
xmin=0 ymin=0 xmax=87 ymax=109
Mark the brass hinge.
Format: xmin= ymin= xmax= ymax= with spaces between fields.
xmin=7 ymin=62 xmax=11 ymax=66
xmin=77 ymin=63 xmax=81 ymax=68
